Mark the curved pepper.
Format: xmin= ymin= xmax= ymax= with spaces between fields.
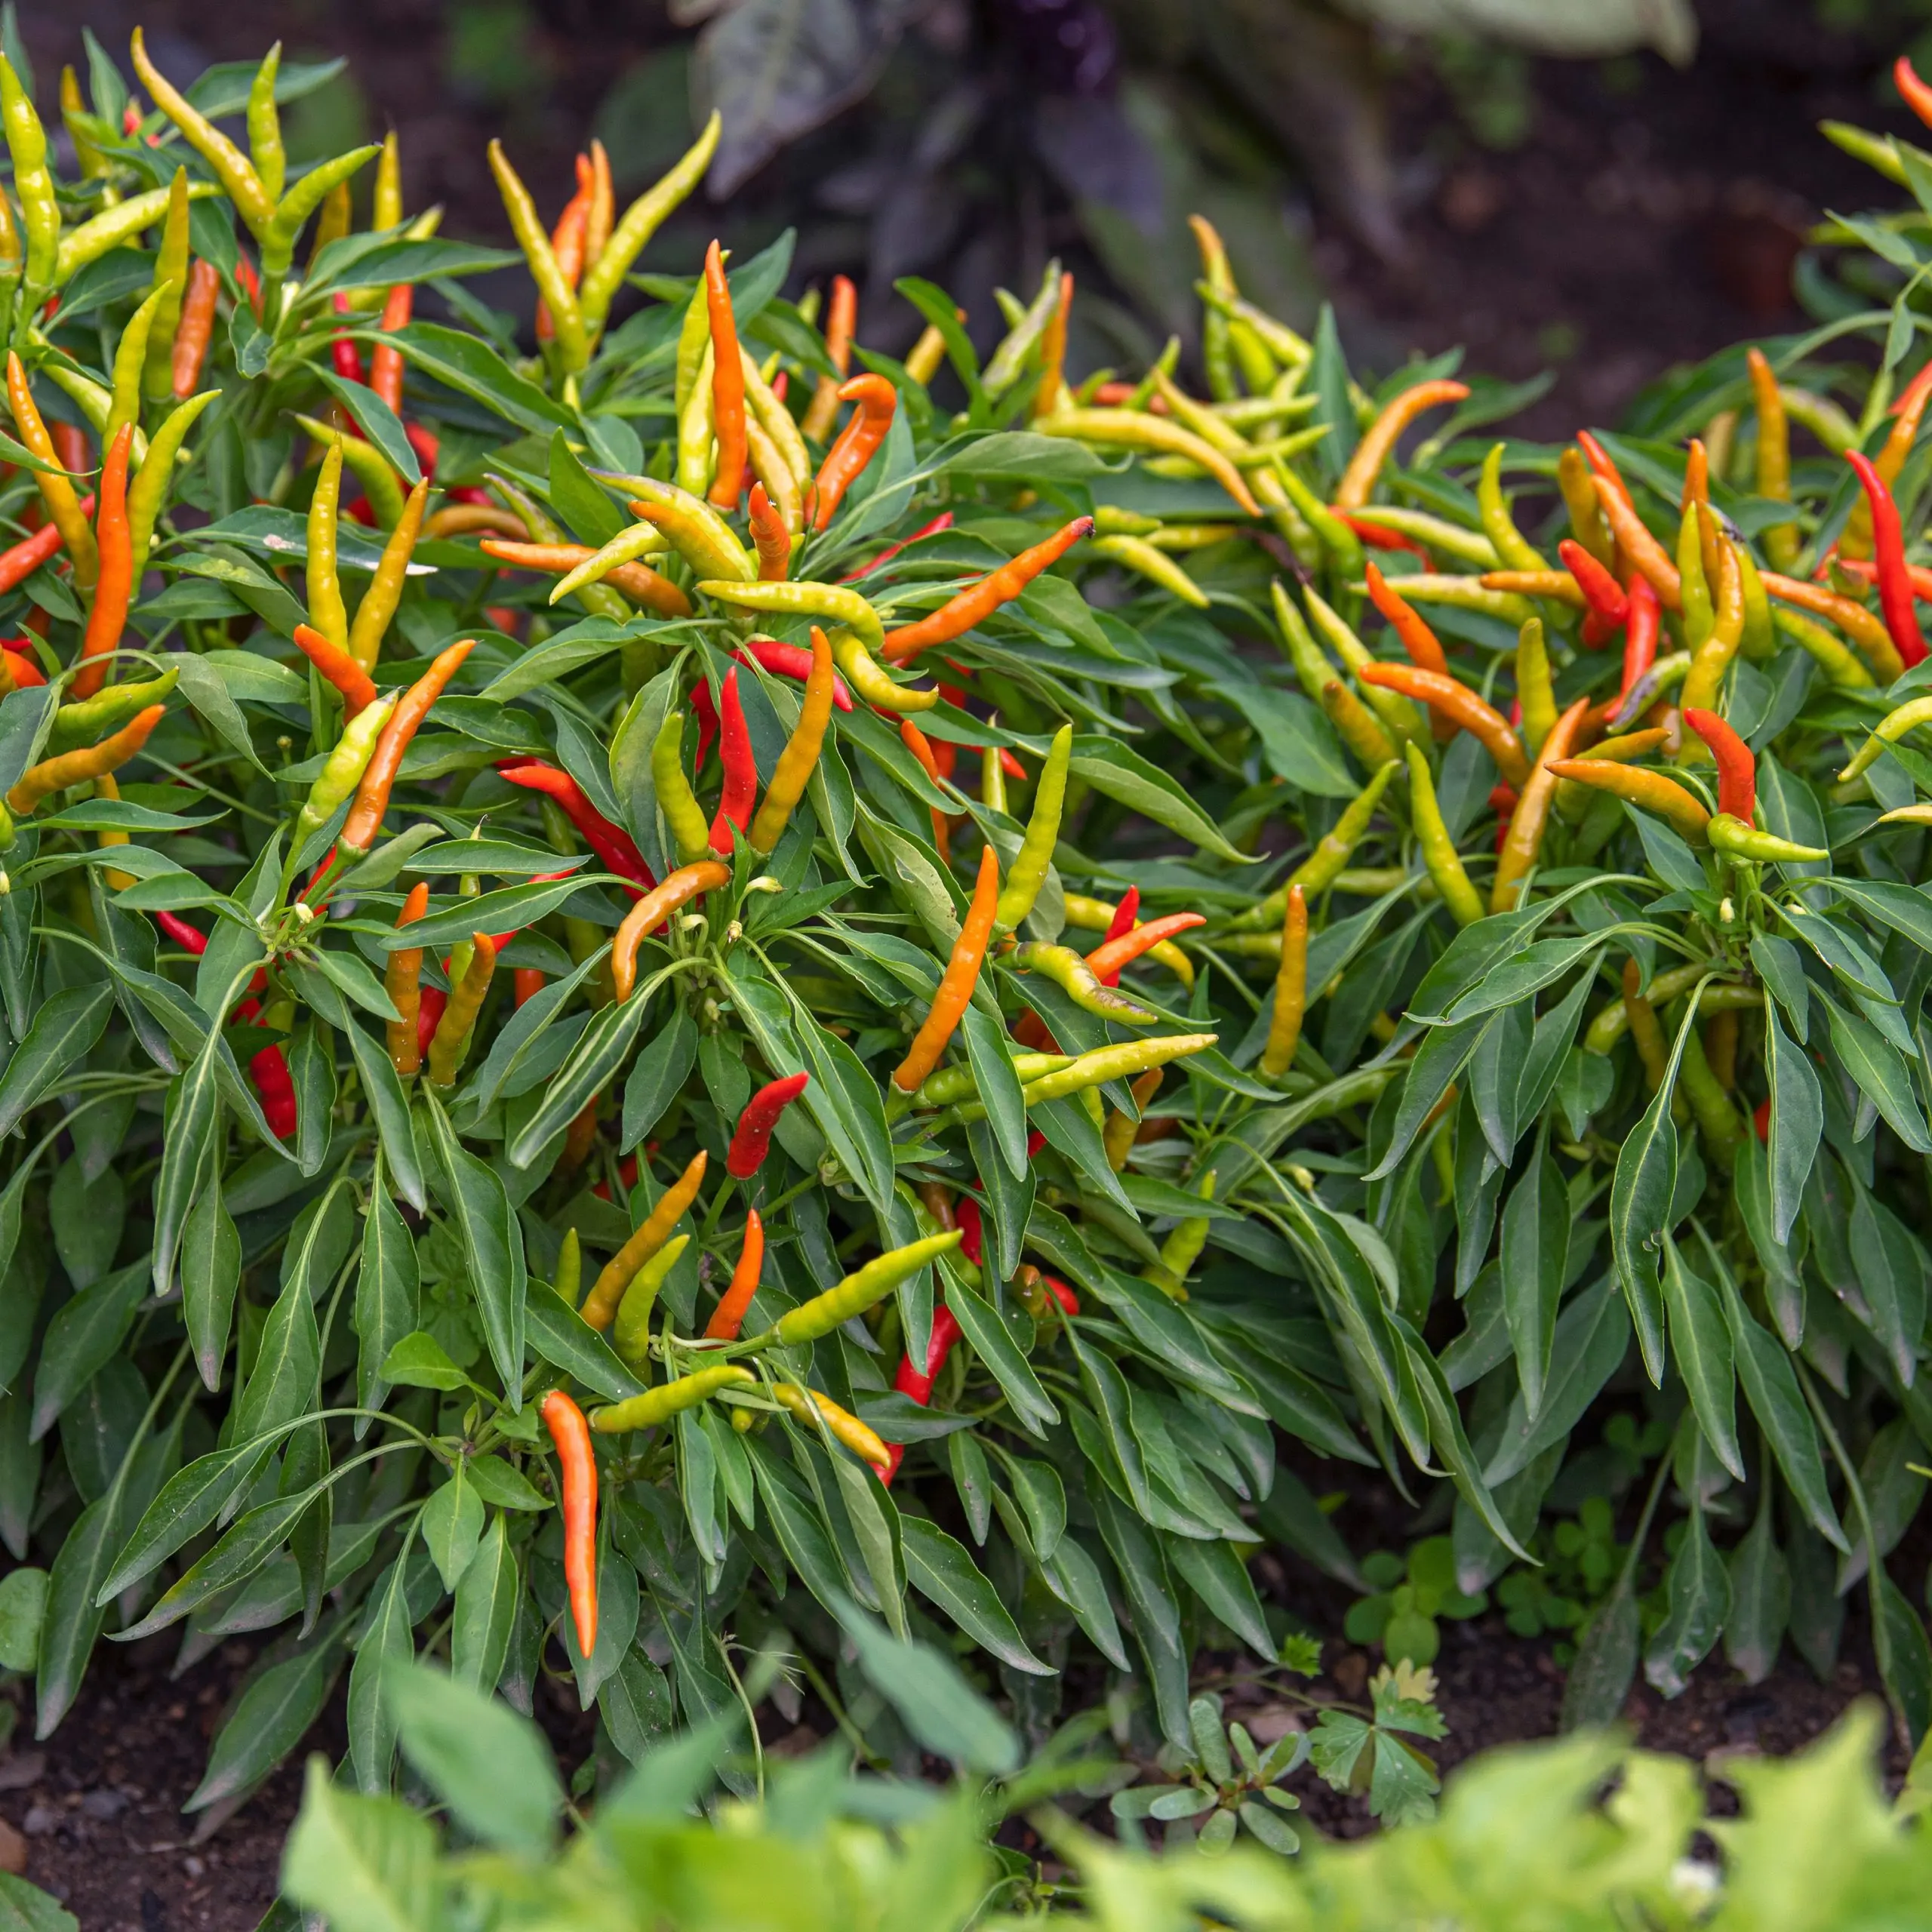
xmin=48 ymin=669 xmax=178 ymax=757
xmin=292 ymin=623 xmax=378 ymax=721
xmin=338 ymin=640 xmax=474 ymax=853
xmin=882 ymin=516 xmax=1091 ymax=663
xmin=8 ymin=352 xmax=98 ymax=589
xmin=770 ymin=1383 xmax=891 ymax=1469
xmin=811 ymin=374 xmax=897 ymax=530
xmin=592 ymin=1364 xmax=755 ymax=1435
xmin=748 ymin=483 xmax=791 ymax=580
xmin=1011 ymin=940 xmax=1157 ymax=1025
xmin=737 ymin=634 xmax=852 ymax=711
xmin=1708 ymin=814 xmax=1827 ymax=863
xmin=581 ymin=1149 xmax=708 ymax=1332
xmin=1357 ymin=663 xmax=1530 ymax=789
xmin=613 ymin=1233 xmax=689 ymax=1367
xmin=1846 ymin=450 xmax=1927 ymax=669
xmin=1681 ymin=708 xmax=1755 ymax=820
xmin=1004 ymin=1033 xmax=1217 ymax=1110
xmin=728 ymin=1074 xmax=810 ymax=1179
xmin=1760 ymin=571 xmax=1903 ymax=682
xmin=698 ymin=577 xmax=884 ymax=652
xmin=9 ymin=703 xmax=164 ymax=816
xmin=1083 ymin=912 xmax=1204 ymax=986
xmin=496 ymin=760 xmax=654 ymax=893
xmin=1543 ymin=759 xmax=1712 ymax=844
xmin=1364 ymin=561 xmax=1449 ymax=677
xmin=611 ymin=861 xmax=731 ymax=1001
xmin=480 ymin=537 xmax=690 ymax=618
xmin=1335 ymin=380 xmax=1469 ymax=510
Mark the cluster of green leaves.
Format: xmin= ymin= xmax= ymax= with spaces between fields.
xmin=272 ymin=1663 xmax=1932 ymax=1932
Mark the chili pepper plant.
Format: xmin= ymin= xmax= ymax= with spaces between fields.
xmin=7 ymin=26 xmax=1932 ymax=1817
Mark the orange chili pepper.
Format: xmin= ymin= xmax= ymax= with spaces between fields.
xmin=535 ymin=164 xmax=589 ymax=346
xmin=882 ymin=515 xmax=1092 ymax=663
xmin=386 ymin=881 xmax=429 ymax=1077
xmin=71 ymin=424 xmax=133 ymax=701
xmin=540 ymin=1390 xmax=598 ymax=1658
xmin=171 ymin=260 xmax=220 ymax=399
xmin=1034 ymin=269 xmax=1072 ymax=418
xmin=1083 ymin=912 xmax=1205 ymax=985
xmin=704 ymin=1208 xmax=764 ymax=1340
xmin=1357 ymin=661 xmax=1531 ymax=789
xmin=801 ymin=272 xmax=857 ymax=443
xmin=900 ymin=717 xmax=951 ymax=860
xmin=1592 ymin=476 xmax=1681 ymax=612
xmin=891 ymin=843 xmax=1000 ymax=1092
xmin=611 ymin=861 xmax=731 ymax=1001
xmin=1334 ymin=378 xmax=1469 ymax=510
xmin=292 ymin=621 xmax=380 ymax=718
xmin=0 ymin=508 xmax=79 ymax=593
xmin=1544 ymin=758 xmax=1712 ymax=844
xmin=747 ymin=482 xmax=791 ymax=580
xmin=8 ymin=703 xmax=164 ymax=814
xmin=1680 ymin=436 xmax=1709 ymax=512
xmin=703 ymin=238 xmax=747 ymax=509
xmin=1760 ymin=570 xmax=1903 ymax=681
xmin=1898 ymin=54 xmax=1932 ymax=129
xmin=478 ymin=537 xmax=691 ymax=617
xmin=810 ymin=373 xmax=896 ymax=531
xmin=1364 ymin=560 xmax=1448 ymax=675
xmin=338 ymin=638 xmax=475 ymax=853
xmin=582 ymin=1149 xmax=708 ymax=1330
xmin=8 ymin=352 xmax=97 ymax=589
xmin=1492 ymin=697 xmax=1589 ymax=912
xmin=369 ymin=282 xmax=412 ymax=417
xmin=1 ymin=645 xmax=44 ymax=689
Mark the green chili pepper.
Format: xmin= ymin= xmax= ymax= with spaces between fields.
xmin=555 ymin=1228 xmax=582 ymax=1309
xmin=1270 ymin=459 xmax=1362 ymax=576
xmin=1011 ymin=941 xmax=1158 ymax=1024
xmin=1676 ymin=1017 xmax=1743 ymax=1171
xmin=1271 ymin=579 xmax=1340 ymax=703
xmin=41 ymin=364 xmax=147 ymax=469
xmin=673 ymin=281 xmax=711 ymax=430
xmin=132 ymin=29 xmax=274 ymax=236
xmin=308 ymin=439 xmax=349 ymax=651
xmin=291 ymin=416 xmax=407 ymax=530
xmin=697 ymin=577 xmax=885 ymax=651
xmin=592 ymin=1362 xmax=755 ymax=1434
xmin=0 ymin=56 xmax=57 ymax=307
xmin=263 ymin=145 xmax=381 ymax=282
xmin=1735 ymin=543 xmax=1776 ymax=662
xmin=982 ymin=719 xmax=1010 ymax=814
xmin=1478 ymin=443 xmax=1546 ymax=571
xmin=1707 ymin=814 xmax=1828 ymax=863
xmin=653 ymin=709 xmax=712 ymax=863
xmin=51 ymin=180 xmax=211 ymax=288
xmin=995 ymin=724 xmax=1072 ymax=931
xmin=1144 ymin=1168 xmax=1216 ymax=1297
xmin=1321 ymin=677 xmax=1398 ymax=769
xmin=247 ymin=44 xmax=286 ymax=202
xmin=1404 ymin=743 xmax=1484 ymax=927
xmin=676 ymin=342 xmax=715 ymax=497
xmin=1237 ymin=760 xmax=1399 ymax=930
xmin=106 ymin=282 xmax=173 ymax=451
xmin=983 ymin=260 xmax=1063 ymax=395
xmin=1124 ymin=335 xmax=1180 ymax=411
xmin=600 ymin=477 xmax=755 ymax=586
xmin=142 ymin=172 xmax=193 ymax=405
xmin=1003 ymin=1032 xmax=1217 ymax=1110
xmin=579 ymin=112 xmax=722 ymax=341
xmin=128 ymin=390 xmax=219 ymax=575
xmin=297 ymin=693 xmax=396 ymax=838
xmin=1676 ymin=504 xmax=1712 ymax=650
xmin=613 ymin=1232 xmax=690 ymax=1367
xmin=759 ymin=1229 xmax=965 ymax=1349
xmin=348 ymin=479 xmax=429 ymax=672
xmin=488 ymin=137 xmax=586 ymax=371
xmin=1515 ymin=617 xmax=1557 ymax=758
xmin=913 ymin=1052 xmax=1072 ymax=1109
xmin=49 ymin=669 xmax=180 ymax=755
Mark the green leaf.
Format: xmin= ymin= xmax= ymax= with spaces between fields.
xmin=368 ymin=321 xmax=573 ymax=432
xmin=281 ymin=1758 xmax=442 ymax=1932
xmin=309 ymin=368 xmax=423 ymax=485
xmin=1661 ymin=1233 xmax=1742 ymax=1480
xmin=941 ymin=430 xmax=1108 ymax=478
xmin=506 ymin=992 xmax=653 ymax=1166
xmin=1644 ymin=1503 xmax=1730 ymax=1698
xmin=1763 ymin=997 xmax=1823 ymax=1245
xmin=1498 ymin=1130 xmax=1567 ymax=1420
xmin=346 ymin=1555 xmax=416 ymax=1797
xmin=354 ymin=1189 xmax=420 ymax=1424
xmin=1069 ymin=736 xmax=1256 ymax=865
xmin=420 ymin=1463 xmax=485 ymax=1594
xmin=343 ymin=1021 xmax=426 ymax=1212
xmin=1820 ymin=990 xmax=1932 ymax=1152
xmin=0 ymin=1567 xmax=47 ymax=1673
xmin=0 ymin=984 xmax=112 ymax=1137
xmin=188 ymin=1623 xmax=346 ymax=1811
xmin=423 ymin=1092 xmax=527 ymax=1402
xmin=900 ymin=1515 xmax=1052 ymax=1675
xmin=832 ymin=1592 xmax=1020 ymax=1773
xmin=389 ymin=1660 xmax=561 ymax=1853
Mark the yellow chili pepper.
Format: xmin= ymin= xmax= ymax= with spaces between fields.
xmin=1678 ymin=537 xmax=1744 ymax=726
xmin=306 ymin=439 xmax=350 ymax=651
xmin=653 ymin=710 xmax=712 ymax=863
xmin=1303 ymin=585 xmax=1425 ymax=749
xmin=143 ymin=171 xmax=193 ymax=406
xmin=1543 ymin=758 xmax=1712 ymax=845
xmin=291 ymin=416 xmax=408 ymax=529
xmin=996 ymin=723 xmax=1071 ymax=931
xmin=579 ymin=114 xmax=723 ymax=342
xmin=1515 ymin=618 xmax=1557 ymax=758
xmin=1557 ymin=445 xmax=1614 ymax=566
xmin=1334 ymin=379 xmax=1469 ymax=510
xmin=1260 ymin=885 xmax=1308 ymax=1079
xmin=1091 ymin=533 xmax=1208 ymax=607
xmin=1035 ymin=407 xmax=1260 ymax=515
xmin=613 ymin=1233 xmax=690 ymax=1367
xmin=1404 ymin=743 xmax=1484 ymax=927
xmin=1622 ymin=957 xmax=1670 ymax=1091
xmin=592 ymin=1364 xmax=755 ymax=1435
xmin=345 ymin=478 xmax=429 ymax=672
xmin=611 ymin=862 xmax=731 ymax=1001
xmin=428 ymin=931 xmax=497 ymax=1088
xmin=128 ymin=389 xmax=219 ymax=577
xmin=9 ymin=705 xmax=165 ymax=815
xmin=1143 ymin=1168 xmax=1217 ymax=1299
xmin=1478 ymin=442 xmax=1546 ymax=571
xmin=749 ymin=626 xmax=837 ymax=854
xmin=580 ymin=1149 xmax=709 ymax=1333
xmin=1321 ymin=677 xmax=1399 ymax=770
xmin=769 ymin=1383 xmax=892 ymax=1470
xmin=7 ymin=352 xmax=97 ymax=589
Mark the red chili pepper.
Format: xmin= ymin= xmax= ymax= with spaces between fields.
xmin=956 ymin=1195 xmax=983 ymax=1267
xmin=330 ymin=292 xmax=367 ymax=389
xmin=840 ymin=510 xmax=955 ymax=584
xmin=1846 ymin=451 xmax=1927 ymax=667
xmin=1338 ymin=514 xmax=1430 ymax=567
xmin=0 ymin=496 xmax=89 ymax=594
xmin=1 ymin=645 xmax=44 ymax=688
xmin=1103 ymin=886 xmax=1140 ymax=945
xmin=689 ymin=678 xmax=718 ymax=773
xmin=495 ymin=760 xmax=655 ymax=893
xmin=405 ymin=422 xmax=439 ymax=475
xmin=1490 ymin=781 xmax=1518 ymax=855
xmin=1026 ymin=1128 xmax=1048 ymax=1157
xmin=736 ymin=637 xmax=853 ymax=710
xmin=881 ymin=1303 xmax=963 ymax=1484
xmin=173 ymin=261 xmax=220 ymax=398
xmin=1620 ymin=575 xmax=1661 ymax=697
xmin=417 ymin=984 xmax=447 ymax=1063
xmin=155 ymin=909 xmax=208 ymax=955
xmin=514 ymin=967 xmax=546 ymax=1007
xmin=1683 ymin=707 xmax=1755 ymax=821
xmin=1899 ymin=55 xmax=1932 ymax=130
xmin=709 ymin=667 xmax=756 ymax=852
xmin=235 ymin=252 xmax=261 ymax=316
xmin=1577 ymin=430 xmax=1629 ymax=498
xmin=447 ymin=485 xmax=494 ymax=508
xmin=540 ymin=1390 xmax=599 ymax=1658
xmin=1754 ymin=1096 xmax=1771 ymax=1143
xmin=726 ymin=1072 xmax=810 ymax=1178
xmin=251 ymin=1038 xmax=297 ymax=1139
xmin=1559 ymin=536 xmax=1628 ymax=649
xmin=703 ymin=1208 xmax=765 ymax=1340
